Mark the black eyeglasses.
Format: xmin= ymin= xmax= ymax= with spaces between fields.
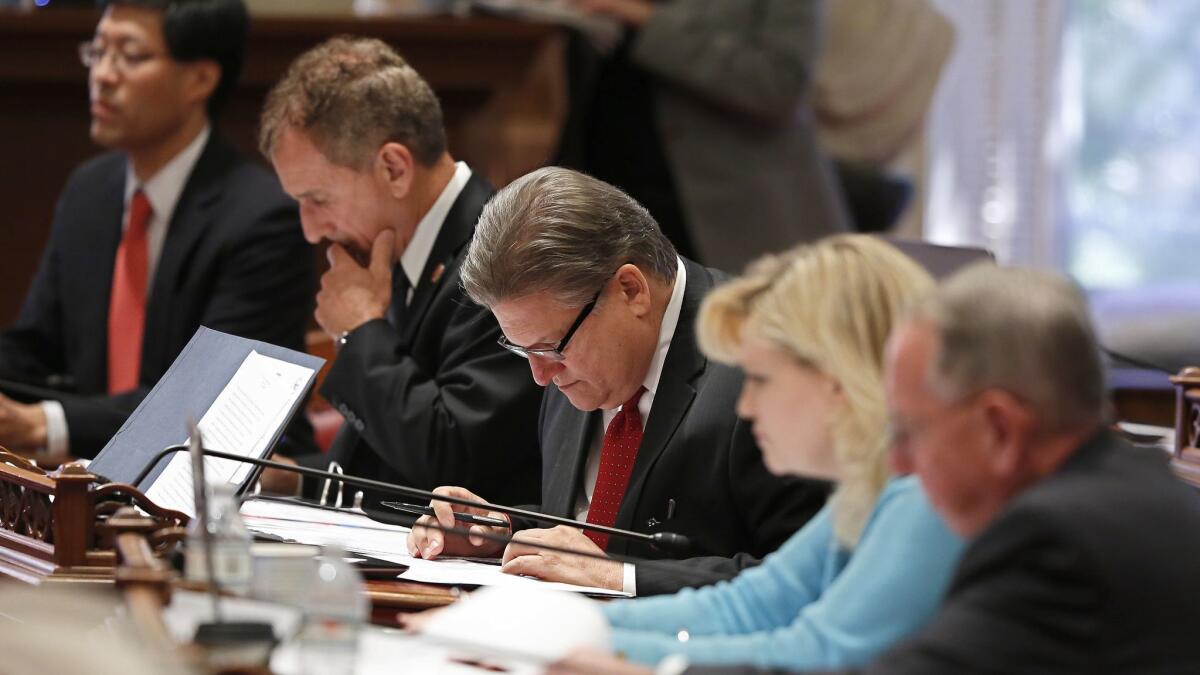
xmin=497 ymin=289 xmax=601 ymax=362
xmin=78 ymin=40 xmax=166 ymax=73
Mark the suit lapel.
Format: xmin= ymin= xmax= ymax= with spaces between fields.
xmin=142 ymin=135 xmax=232 ymax=370
xmin=399 ymin=173 xmax=492 ymax=345
xmin=86 ymin=161 xmax=129 ymax=390
xmin=544 ymin=400 xmax=599 ymax=517
xmin=613 ymin=259 xmax=711 ymax=531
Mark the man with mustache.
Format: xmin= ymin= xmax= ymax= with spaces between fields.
xmin=0 ymin=0 xmax=312 ymax=459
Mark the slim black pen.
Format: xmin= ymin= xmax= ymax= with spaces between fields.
xmin=379 ymin=501 xmax=508 ymax=528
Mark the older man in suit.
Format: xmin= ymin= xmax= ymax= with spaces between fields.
xmin=553 ymin=264 xmax=1200 ymax=673
xmin=258 ymin=37 xmax=543 ymax=506
xmin=408 ymin=167 xmax=829 ymax=596
xmin=0 ymin=0 xmax=312 ymax=459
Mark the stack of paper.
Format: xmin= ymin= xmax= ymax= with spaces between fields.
xmin=240 ymin=497 xmax=415 ymax=561
xmin=241 ymin=498 xmax=631 ymax=597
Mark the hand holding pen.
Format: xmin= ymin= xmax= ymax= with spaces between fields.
xmin=406 ymin=486 xmax=512 ymax=560
xmin=381 ymin=501 xmax=508 ymax=528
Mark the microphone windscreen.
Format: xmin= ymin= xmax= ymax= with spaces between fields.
xmin=649 ymin=531 xmax=691 ymax=553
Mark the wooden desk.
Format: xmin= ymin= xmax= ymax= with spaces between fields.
xmin=1110 ymin=367 xmax=1175 ymax=427
xmin=0 ymin=8 xmax=565 ymax=325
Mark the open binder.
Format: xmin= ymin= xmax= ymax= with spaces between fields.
xmin=89 ymin=326 xmax=324 ymax=494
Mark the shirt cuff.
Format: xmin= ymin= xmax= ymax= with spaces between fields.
xmin=655 ymin=654 xmax=690 ymax=675
xmin=623 ymin=562 xmax=638 ymax=596
xmin=41 ymin=400 xmax=69 ymax=458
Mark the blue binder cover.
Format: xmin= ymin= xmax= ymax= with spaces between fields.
xmin=89 ymin=326 xmax=325 ymax=491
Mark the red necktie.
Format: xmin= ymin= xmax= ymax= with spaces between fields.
xmin=585 ymin=387 xmax=646 ymax=550
xmin=107 ymin=189 xmax=152 ymax=394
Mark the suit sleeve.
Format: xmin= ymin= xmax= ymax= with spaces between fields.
xmin=636 ymin=419 xmax=830 ymax=596
xmin=319 ymin=292 xmax=542 ymax=504
xmin=632 ymin=0 xmax=822 ymax=124
xmin=60 ymin=188 xmax=313 ymax=457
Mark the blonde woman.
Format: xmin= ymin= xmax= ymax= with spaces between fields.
xmin=559 ymin=235 xmax=963 ymax=672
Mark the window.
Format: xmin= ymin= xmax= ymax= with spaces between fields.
xmin=1062 ymin=0 xmax=1200 ymax=289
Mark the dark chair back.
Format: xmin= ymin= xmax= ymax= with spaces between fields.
xmin=880 ymin=237 xmax=995 ymax=279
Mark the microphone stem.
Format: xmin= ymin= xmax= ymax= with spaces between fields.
xmin=402 ymin=514 xmax=733 ymax=587
xmin=137 ymin=446 xmax=660 ymax=546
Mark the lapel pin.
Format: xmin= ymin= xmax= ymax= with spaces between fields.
xmin=430 ymin=262 xmax=446 ymax=284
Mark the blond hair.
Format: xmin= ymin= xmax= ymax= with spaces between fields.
xmin=698 ymin=235 xmax=934 ymax=549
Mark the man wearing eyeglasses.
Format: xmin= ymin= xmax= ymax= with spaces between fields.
xmin=0 ymin=0 xmax=312 ymax=459
xmin=256 ymin=37 xmax=543 ymax=507
xmin=407 ymin=167 xmax=829 ymax=596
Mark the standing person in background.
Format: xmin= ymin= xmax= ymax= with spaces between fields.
xmin=558 ymin=0 xmax=850 ymax=272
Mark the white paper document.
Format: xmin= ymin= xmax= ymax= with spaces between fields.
xmin=390 ymin=556 xmax=631 ymax=598
xmin=146 ymin=351 xmax=313 ymax=518
xmin=240 ymin=498 xmax=417 ymax=561
xmin=241 ymin=499 xmax=630 ymax=597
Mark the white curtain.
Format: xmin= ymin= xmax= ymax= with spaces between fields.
xmin=924 ymin=0 xmax=1067 ymax=266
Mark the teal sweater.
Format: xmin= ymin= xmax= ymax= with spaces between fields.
xmin=602 ymin=476 xmax=962 ymax=669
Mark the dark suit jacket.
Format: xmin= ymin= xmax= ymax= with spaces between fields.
xmin=534 ymin=258 xmax=829 ymax=596
xmin=692 ymin=431 xmax=1200 ymax=674
xmin=0 ymin=133 xmax=313 ymax=458
xmin=320 ymin=173 xmax=543 ymax=507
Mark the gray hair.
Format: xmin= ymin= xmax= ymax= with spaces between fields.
xmin=461 ymin=167 xmax=678 ymax=308
xmin=911 ymin=263 xmax=1107 ymax=433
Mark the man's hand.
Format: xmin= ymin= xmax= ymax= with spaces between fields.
xmin=258 ymin=455 xmax=300 ymax=495
xmin=0 ymin=392 xmax=47 ymax=453
xmin=407 ymin=485 xmax=510 ymax=559
xmin=547 ymin=648 xmax=653 ymax=675
xmin=570 ymin=0 xmax=655 ymax=26
xmin=315 ymin=229 xmax=396 ymax=338
xmin=501 ymin=525 xmax=623 ymax=591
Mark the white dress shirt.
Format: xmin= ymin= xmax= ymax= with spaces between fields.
xmin=42 ymin=126 xmax=211 ymax=458
xmin=572 ymin=257 xmax=686 ymax=595
xmin=397 ymin=161 xmax=471 ymax=305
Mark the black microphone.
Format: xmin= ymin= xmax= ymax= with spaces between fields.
xmin=131 ymin=444 xmax=693 ymax=555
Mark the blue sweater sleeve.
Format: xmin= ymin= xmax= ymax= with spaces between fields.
xmin=602 ymin=505 xmax=835 ymax=638
xmin=605 ymin=478 xmax=964 ymax=669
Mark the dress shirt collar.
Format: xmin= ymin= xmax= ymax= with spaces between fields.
xmin=399 ymin=161 xmax=472 ymax=291
xmin=123 ymin=124 xmax=210 ymax=228
xmin=604 ymin=256 xmax=687 ymax=427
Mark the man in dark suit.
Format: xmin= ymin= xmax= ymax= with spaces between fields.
xmin=408 ymin=167 xmax=829 ymax=596
xmin=0 ymin=0 xmax=312 ymax=459
xmin=552 ymin=264 xmax=1200 ymax=673
xmin=257 ymin=37 xmax=543 ymax=506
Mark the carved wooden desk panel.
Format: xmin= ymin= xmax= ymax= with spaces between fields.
xmin=0 ymin=450 xmax=188 ymax=583
xmin=1171 ymin=367 xmax=1200 ymax=488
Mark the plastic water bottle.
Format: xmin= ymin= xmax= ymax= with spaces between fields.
xmin=295 ymin=545 xmax=368 ymax=675
xmin=185 ymin=483 xmax=253 ymax=596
